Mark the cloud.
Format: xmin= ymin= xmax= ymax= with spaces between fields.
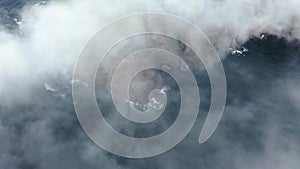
xmin=0 ymin=0 xmax=300 ymax=169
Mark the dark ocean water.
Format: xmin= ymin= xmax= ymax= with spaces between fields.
xmin=0 ymin=1 xmax=300 ymax=169
xmin=0 ymin=0 xmax=49 ymax=30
